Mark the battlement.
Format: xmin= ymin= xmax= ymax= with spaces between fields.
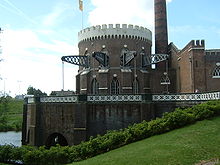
xmin=180 ymin=40 xmax=205 ymax=53
xmin=190 ymin=40 xmax=205 ymax=48
xmin=78 ymin=24 xmax=152 ymax=43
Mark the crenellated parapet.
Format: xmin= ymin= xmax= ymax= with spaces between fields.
xmin=78 ymin=24 xmax=152 ymax=43
xmin=190 ymin=40 xmax=205 ymax=48
xmin=179 ymin=40 xmax=205 ymax=54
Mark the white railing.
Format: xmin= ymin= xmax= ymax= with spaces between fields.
xmin=40 ymin=96 xmax=78 ymax=103
xmin=87 ymin=95 xmax=142 ymax=102
xmin=152 ymin=92 xmax=220 ymax=101
xmin=26 ymin=91 xmax=220 ymax=104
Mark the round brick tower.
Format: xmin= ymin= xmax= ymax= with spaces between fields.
xmin=76 ymin=24 xmax=152 ymax=95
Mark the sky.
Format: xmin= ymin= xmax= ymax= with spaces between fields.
xmin=0 ymin=0 xmax=219 ymax=96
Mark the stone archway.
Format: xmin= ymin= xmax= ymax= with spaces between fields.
xmin=45 ymin=133 xmax=68 ymax=147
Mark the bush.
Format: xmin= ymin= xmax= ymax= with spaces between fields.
xmin=162 ymin=108 xmax=195 ymax=130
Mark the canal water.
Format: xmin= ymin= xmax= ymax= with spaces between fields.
xmin=0 ymin=131 xmax=21 ymax=146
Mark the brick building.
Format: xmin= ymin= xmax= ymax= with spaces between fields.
xmin=73 ymin=0 xmax=220 ymax=95
xmin=169 ymin=40 xmax=220 ymax=93
xmin=22 ymin=0 xmax=220 ymax=147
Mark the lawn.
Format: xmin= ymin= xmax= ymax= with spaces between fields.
xmin=70 ymin=117 xmax=220 ymax=165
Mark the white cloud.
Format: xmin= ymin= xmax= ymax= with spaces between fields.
xmin=88 ymin=0 xmax=154 ymax=30
xmin=88 ymin=0 xmax=173 ymax=30
xmin=0 ymin=28 xmax=78 ymax=96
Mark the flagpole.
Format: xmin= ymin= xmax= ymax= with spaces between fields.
xmin=82 ymin=9 xmax=83 ymax=29
xmin=62 ymin=61 xmax=64 ymax=90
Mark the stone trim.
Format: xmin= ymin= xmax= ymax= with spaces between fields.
xmin=78 ymin=24 xmax=152 ymax=43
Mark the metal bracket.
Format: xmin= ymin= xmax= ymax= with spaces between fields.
xmin=92 ymin=52 xmax=109 ymax=67
xmin=61 ymin=56 xmax=89 ymax=68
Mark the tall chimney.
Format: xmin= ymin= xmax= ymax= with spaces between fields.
xmin=155 ymin=0 xmax=168 ymax=54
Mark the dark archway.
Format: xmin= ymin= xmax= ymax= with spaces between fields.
xmin=45 ymin=133 xmax=68 ymax=148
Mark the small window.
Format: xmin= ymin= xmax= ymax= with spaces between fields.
xmin=160 ymin=73 xmax=170 ymax=85
xmin=195 ymin=61 xmax=198 ymax=67
xmin=132 ymin=78 xmax=139 ymax=94
xmin=110 ymin=77 xmax=120 ymax=94
xmin=212 ymin=67 xmax=220 ymax=78
xmin=91 ymin=78 xmax=99 ymax=94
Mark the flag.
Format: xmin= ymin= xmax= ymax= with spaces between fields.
xmin=79 ymin=0 xmax=83 ymax=11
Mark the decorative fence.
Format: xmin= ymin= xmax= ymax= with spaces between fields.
xmin=87 ymin=95 xmax=142 ymax=102
xmin=40 ymin=96 xmax=78 ymax=103
xmin=152 ymin=91 xmax=220 ymax=102
xmin=26 ymin=91 xmax=220 ymax=104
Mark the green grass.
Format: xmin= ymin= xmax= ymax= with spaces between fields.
xmin=70 ymin=117 xmax=220 ymax=165
xmin=0 ymin=98 xmax=23 ymax=132
xmin=6 ymin=99 xmax=23 ymax=126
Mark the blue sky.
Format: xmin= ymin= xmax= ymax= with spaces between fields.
xmin=0 ymin=0 xmax=219 ymax=96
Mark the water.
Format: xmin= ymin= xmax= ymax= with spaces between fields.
xmin=0 ymin=131 xmax=22 ymax=146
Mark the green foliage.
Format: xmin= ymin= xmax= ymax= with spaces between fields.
xmin=0 ymin=100 xmax=220 ymax=165
xmin=0 ymin=96 xmax=10 ymax=115
xmin=0 ymin=97 xmax=23 ymax=132
xmin=27 ymin=86 xmax=47 ymax=97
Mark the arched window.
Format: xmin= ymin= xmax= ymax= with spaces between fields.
xmin=132 ymin=78 xmax=139 ymax=94
xmin=91 ymin=78 xmax=99 ymax=94
xmin=110 ymin=77 xmax=120 ymax=94
xmin=212 ymin=67 xmax=220 ymax=78
xmin=160 ymin=72 xmax=170 ymax=85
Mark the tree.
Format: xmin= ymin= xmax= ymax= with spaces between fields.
xmin=27 ymin=86 xmax=47 ymax=96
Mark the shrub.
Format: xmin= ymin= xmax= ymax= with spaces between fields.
xmin=0 ymin=145 xmax=13 ymax=163
xmin=162 ymin=108 xmax=195 ymax=130
xmin=191 ymin=104 xmax=214 ymax=120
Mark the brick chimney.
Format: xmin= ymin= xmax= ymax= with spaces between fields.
xmin=155 ymin=0 xmax=168 ymax=54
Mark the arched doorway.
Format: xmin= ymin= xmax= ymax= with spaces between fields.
xmin=45 ymin=133 xmax=68 ymax=147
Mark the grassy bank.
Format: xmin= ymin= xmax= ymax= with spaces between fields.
xmin=71 ymin=117 xmax=220 ymax=165
xmin=0 ymin=97 xmax=23 ymax=132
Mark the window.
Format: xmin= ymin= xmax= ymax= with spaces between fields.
xmin=160 ymin=73 xmax=170 ymax=85
xmin=140 ymin=49 xmax=150 ymax=68
xmin=110 ymin=77 xmax=120 ymax=94
xmin=132 ymin=78 xmax=139 ymax=94
xmin=212 ymin=67 xmax=220 ymax=78
xmin=91 ymin=78 xmax=99 ymax=94
xmin=195 ymin=61 xmax=198 ymax=67
xmin=120 ymin=48 xmax=129 ymax=67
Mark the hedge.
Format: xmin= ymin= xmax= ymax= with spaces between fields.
xmin=0 ymin=100 xmax=220 ymax=165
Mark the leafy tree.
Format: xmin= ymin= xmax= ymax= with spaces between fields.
xmin=50 ymin=91 xmax=57 ymax=96
xmin=27 ymin=86 xmax=47 ymax=97
xmin=0 ymin=96 xmax=10 ymax=115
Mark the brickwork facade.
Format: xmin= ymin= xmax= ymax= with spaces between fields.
xmin=77 ymin=24 xmax=152 ymax=95
xmin=170 ymin=40 xmax=220 ymax=93
xmin=22 ymin=0 xmax=220 ymax=147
